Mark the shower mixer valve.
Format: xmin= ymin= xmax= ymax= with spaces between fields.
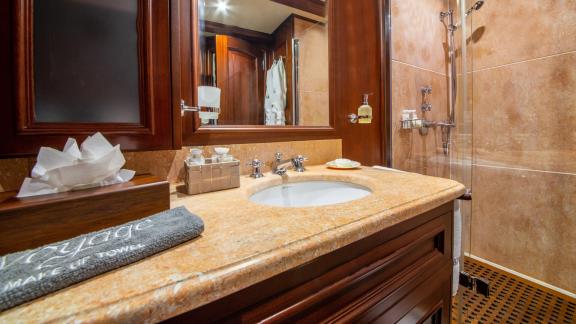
xmin=420 ymin=86 xmax=432 ymax=112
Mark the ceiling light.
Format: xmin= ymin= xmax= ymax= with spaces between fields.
xmin=216 ymin=0 xmax=229 ymax=13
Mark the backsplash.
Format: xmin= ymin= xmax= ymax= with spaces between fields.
xmin=0 ymin=139 xmax=342 ymax=192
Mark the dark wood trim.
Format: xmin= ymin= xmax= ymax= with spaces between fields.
xmin=1 ymin=0 xmax=175 ymax=156
xmin=170 ymin=0 xmax=188 ymax=150
xmin=271 ymin=0 xmax=326 ymax=17
xmin=380 ymin=0 xmax=392 ymax=167
xmin=292 ymin=13 xmax=326 ymax=26
xmin=270 ymin=14 xmax=294 ymax=124
xmin=181 ymin=0 xmax=338 ymax=146
xmin=165 ymin=202 xmax=453 ymax=323
xmin=185 ymin=126 xmax=337 ymax=146
xmin=13 ymin=0 xmax=33 ymax=131
xmin=202 ymin=20 xmax=274 ymax=44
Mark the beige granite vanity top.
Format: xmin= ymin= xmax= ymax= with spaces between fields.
xmin=0 ymin=166 xmax=465 ymax=323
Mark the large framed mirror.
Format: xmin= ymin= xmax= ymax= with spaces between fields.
xmin=177 ymin=0 xmax=337 ymax=145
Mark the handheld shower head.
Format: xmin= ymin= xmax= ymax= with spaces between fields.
xmin=466 ymin=0 xmax=485 ymax=16
xmin=472 ymin=0 xmax=485 ymax=10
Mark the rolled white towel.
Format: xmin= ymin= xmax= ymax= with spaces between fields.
xmin=453 ymin=200 xmax=462 ymax=296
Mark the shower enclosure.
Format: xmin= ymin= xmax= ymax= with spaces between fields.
xmin=390 ymin=0 xmax=575 ymax=322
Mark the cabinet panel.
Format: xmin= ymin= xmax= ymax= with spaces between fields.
xmin=245 ymin=217 xmax=446 ymax=323
xmin=33 ymin=0 xmax=141 ymax=124
xmin=0 ymin=0 xmax=176 ymax=156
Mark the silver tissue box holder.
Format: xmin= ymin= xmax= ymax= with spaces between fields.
xmin=184 ymin=159 xmax=240 ymax=195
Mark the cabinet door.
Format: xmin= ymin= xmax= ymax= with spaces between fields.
xmin=0 ymin=0 xmax=176 ymax=156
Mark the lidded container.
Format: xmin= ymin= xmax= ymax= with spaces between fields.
xmin=184 ymin=148 xmax=239 ymax=195
xmin=187 ymin=148 xmax=205 ymax=165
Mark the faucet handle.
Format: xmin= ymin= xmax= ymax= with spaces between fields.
xmin=292 ymin=155 xmax=308 ymax=172
xmin=247 ymin=158 xmax=264 ymax=178
xmin=294 ymin=155 xmax=307 ymax=162
xmin=274 ymin=152 xmax=283 ymax=161
xmin=246 ymin=158 xmax=263 ymax=167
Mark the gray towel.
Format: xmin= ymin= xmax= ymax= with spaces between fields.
xmin=0 ymin=206 xmax=204 ymax=311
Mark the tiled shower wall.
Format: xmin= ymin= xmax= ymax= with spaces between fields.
xmin=466 ymin=0 xmax=576 ymax=293
xmin=390 ymin=0 xmax=451 ymax=178
xmin=392 ymin=0 xmax=576 ymax=294
xmin=0 ymin=139 xmax=342 ymax=193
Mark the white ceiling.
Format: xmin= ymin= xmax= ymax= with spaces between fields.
xmin=201 ymin=0 xmax=326 ymax=34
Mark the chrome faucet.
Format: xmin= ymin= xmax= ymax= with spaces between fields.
xmin=291 ymin=155 xmax=307 ymax=172
xmin=272 ymin=152 xmax=307 ymax=176
xmin=247 ymin=158 xmax=264 ymax=178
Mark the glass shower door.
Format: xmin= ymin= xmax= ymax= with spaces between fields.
xmin=451 ymin=0 xmax=474 ymax=322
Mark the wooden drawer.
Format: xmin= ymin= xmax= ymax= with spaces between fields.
xmin=167 ymin=202 xmax=453 ymax=323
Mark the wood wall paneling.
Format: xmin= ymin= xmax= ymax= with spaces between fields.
xmin=333 ymin=0 xmax=387 ymax=166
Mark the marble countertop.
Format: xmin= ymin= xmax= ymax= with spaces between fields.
xmin=0 ymin=166 xmax=465 ymax=323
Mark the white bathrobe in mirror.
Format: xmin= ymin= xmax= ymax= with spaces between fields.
xmin=264 ymin=59 xmax=287 ymax=125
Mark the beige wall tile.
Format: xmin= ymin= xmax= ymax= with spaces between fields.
xmin=295 ymin=18 xmax=329 ymax=93
xmin=391 ymin=0 xmax=449 ymax=74
xmin=391 ymin=61 xmax=450 ymax=178
xmin=470 ymin=0 xmax=576 ymax=70
xmin=472 ymin=52 xmax=576 ymax=173
xmin=298 ymin=91 xmax=329 ymax=127
xmin=471 ymin=165 xmax=576 ymax=292
xmin=0 ymin=140 xmax=342 ymax=191
xmin=294 ymin=17 xmax=329 ymax=127
xmin=128 ymin=139 xmax=342 ymax=183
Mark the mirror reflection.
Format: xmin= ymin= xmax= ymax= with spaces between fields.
xmin=198 ymin=0 xmax=329 ymax=127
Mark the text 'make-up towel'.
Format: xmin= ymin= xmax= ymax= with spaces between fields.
xmin=0 ymin=207 xmax=204 ymax=311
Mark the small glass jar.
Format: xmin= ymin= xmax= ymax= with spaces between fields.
xmin=187 ymin=148 xmax=205 ymax=165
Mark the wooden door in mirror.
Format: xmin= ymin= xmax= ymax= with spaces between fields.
xmin=216 ymin=35 xmax=265 ymax=125
xmin=0 ymin=0 xmax=177 ymax=157
xmin=175 ymin=0 xmax=337 ymax=146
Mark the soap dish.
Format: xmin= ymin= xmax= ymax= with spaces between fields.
xmin=326 ymin=159 xmax=361 ymax=170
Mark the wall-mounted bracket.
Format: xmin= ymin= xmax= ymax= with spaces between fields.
xmin=180 ymin=99 xmax=199 ymax=116
xmin=348 ymin=113 xmax=371 ymax=124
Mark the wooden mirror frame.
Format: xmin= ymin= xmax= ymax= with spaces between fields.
xmin=172 ymin=0 xmax=338 ymax=146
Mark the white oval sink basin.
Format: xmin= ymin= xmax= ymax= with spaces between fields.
xmin=249 ymin=181 xmax=372 ymax=207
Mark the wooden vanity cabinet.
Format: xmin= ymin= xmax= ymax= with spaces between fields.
xmin=166 ymin=202 xmax=454 ymax=323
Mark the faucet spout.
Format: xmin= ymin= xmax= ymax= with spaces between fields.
xmin=272 ymin=152 xmax=292 ymax=175
xmin=272 ymin=152 xmax=308 ymax=175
